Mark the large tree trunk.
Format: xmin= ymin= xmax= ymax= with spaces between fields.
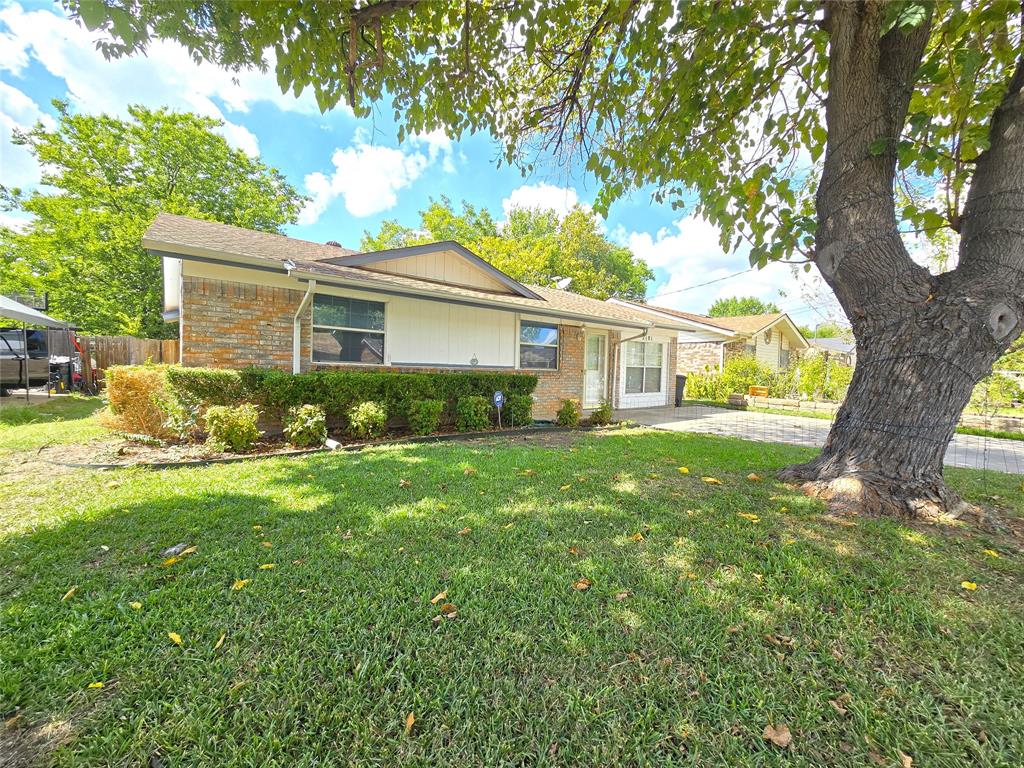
xmin=781 ymin=2 xmax=1024 ymax=519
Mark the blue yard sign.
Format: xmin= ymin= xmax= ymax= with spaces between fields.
xmin=492 ymin=390 xmax=505 ymax=409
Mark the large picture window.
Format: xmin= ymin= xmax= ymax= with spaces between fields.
xmin=519 ymin=321 xmax=558 ymax=370
xmin=624 ymin=341 xmax=663 ymax=394
xmin=312 ymin=295 xmax=385 ymax=364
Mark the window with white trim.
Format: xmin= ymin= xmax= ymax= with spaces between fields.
xmin=312 ymin=295 xmax=385 ymax=364
xmin=519 ymin=321 xmax=558 ymax=370
xmin=624 ymin=341 xmax=663 ymax=394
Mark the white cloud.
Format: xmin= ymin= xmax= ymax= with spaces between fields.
xmin=501 ymin=183 xmax=582 ymax=219
xmin=619 ymin=214 xmax=819 ymax=317
xmin=298 ymin=129 xmax=435 ymax=223
xmin=0 ymin=3 xmax=339 ymax=163
xmin=0 ymin=81 xmax=56 ymax=189
xmin=410 ymin=129 xmax=455 ymax=174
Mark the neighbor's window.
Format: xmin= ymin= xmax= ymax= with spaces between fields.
xmin=519 ymin=321 xmax=558 ymax=369
xmin=624 ymin=341 xmax=663 ymax=394
xmin=312 ymin=295 xmax=385 ymax=364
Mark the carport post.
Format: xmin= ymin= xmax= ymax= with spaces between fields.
xmin=23 ymin=323 xmax=29 ymax=403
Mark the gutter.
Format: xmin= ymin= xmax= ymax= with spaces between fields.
xmin=292 ymin=276 xmax=315 ymax=374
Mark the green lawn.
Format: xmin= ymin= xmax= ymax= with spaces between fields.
xmin=1 ymin=416 xmax=1022 ymax=766
xmin=0 ymin=396 xmax=108 ymax=455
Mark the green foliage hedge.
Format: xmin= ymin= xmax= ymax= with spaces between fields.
xmin=456 ymin=396 xmax=492 ymax=432
xmin=407 ymin=399 xmax=444 ymax=435
xmin=283 ymin=404 xmax=327 ymax=448
xmin=205 ymin=404 xmax=261 ymax=452
xmin=685 ymin=354 xmax=855 ymax=403
xmin=505 ymin=393 xmax=533 ymax=426
xmin=348 ymin=401 xmax=387 ymax=439
xmin=164 ymin=366 xmax=245 ymax=406
xmin=556 ymin=399 xmax=581 ymax=427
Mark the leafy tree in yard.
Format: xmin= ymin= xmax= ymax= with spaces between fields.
xmin=362 ymin=196 xmax=652 ymax=300
xmin=1 ymin=102 xmax=304 ymax=337
xmin=74 ymin=1 xmax=1023 ymax=519
xmin=707 ymin=296 xmax=780 ymax=318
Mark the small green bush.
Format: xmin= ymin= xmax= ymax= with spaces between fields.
xmin=456 ymin=396 xmax=491 ymax=432
xmin=506 ymin=393 xmax=533 ymax=426
xmin=407 ymin=399 xmax=444 ymax=435
xmin=721 ymin=355 xmax=772 ymax=396
xmin=205 ymin=403 xmax=261 ymax=452
xmin=348 ymin=401 xmax=387 ymax=439
xmin=969 ymin=373 xmax=1021 ymax=414
xmin=588 ymin=399 xmax=613 ymax=426
xmin=283 ymin=404 xmax=327 ymax=447
xmin=556 ymin=399 xmax=581 ymax=427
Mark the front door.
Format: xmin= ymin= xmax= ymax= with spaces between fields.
xmin=583 ymin=333 xmax=607 ymax=408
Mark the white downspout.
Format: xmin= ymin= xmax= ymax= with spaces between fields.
xmin=292 ymin=279 xmax=316 ymax=374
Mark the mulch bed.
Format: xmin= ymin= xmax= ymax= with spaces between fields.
xmin=36 ymin=423 xmax=626 ymax=470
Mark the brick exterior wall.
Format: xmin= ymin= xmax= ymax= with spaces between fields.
xmin=723 ymin=340 xmax=750 ymax=364
xmin=676 ymin=341 xmax=723 ymax=375
xmin=181 ymin=276 xmax=310 ymax=370
xmin=180 ymin=278 xmax=665 ymax=420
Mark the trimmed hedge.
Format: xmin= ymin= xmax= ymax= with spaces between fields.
xmin=456 ymin=396 xmax=491 ymax=432
xmin=408 ymin=399 xmax=444 ymax=435
xmin=164 ymin=366 xmax=245 ymax=406
xmin=506 ymin=393 xmax=533 ymax=426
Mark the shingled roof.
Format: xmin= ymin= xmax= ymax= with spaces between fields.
xmin=143 ymin=213 xmax=688 ymax=332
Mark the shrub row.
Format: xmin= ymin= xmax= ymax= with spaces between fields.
xmin=685 ymin=354 xmax=855 ymax=403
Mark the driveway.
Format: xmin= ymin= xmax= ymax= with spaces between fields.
xmin=618 ymin=404 xmax=1024 ymax=475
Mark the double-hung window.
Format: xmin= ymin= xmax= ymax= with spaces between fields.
xmin=624 ymin=341 xmax=663 ymax=394
xmin=519 ymin=321 xmax=558 ymax=370
xmin=312 ymin=295 xmax=385 ymax=364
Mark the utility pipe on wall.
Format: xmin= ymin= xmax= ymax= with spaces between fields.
xmin=292 ymin=279 xmax=316 ymax=374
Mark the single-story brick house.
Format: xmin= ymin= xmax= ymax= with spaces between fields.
xmin=607 ymin=300 xmax=809 ymax=375
xmin=145 ymin=213 xmax=691 ymax=420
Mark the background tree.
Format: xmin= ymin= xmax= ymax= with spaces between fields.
xmin=362 ymin=196 xmax=653 ymax=300
xmin=74 ymin=1 xmax=1024 ymax=519
xmin=707 ymin=296 xmax=780 ymax=318
xmin=1 ymin=102 xmax=304 ymax=337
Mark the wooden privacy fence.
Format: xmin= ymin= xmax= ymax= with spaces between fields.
xmin=45 ymin=331 xmax=179 ymax=369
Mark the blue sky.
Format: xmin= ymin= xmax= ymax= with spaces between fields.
xmin=0 ymin=0 xmax=835 ymax=321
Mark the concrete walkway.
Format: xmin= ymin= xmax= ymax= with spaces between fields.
xmin=617 ymin=404 xmax=1024 ymax=475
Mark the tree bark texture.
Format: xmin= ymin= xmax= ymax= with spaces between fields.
xmin=781 ymin=1 xmax=1024 ymax=519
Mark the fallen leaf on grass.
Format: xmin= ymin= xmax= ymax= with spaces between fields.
xmin=503 ymin=523 xmax=514 ymax=529
xmin=259 ymin=563 xmax=276 ymax=570
xmin=161 ymin=556 xmax=181 ymax=567
xmin=439 ymin=603 xmax=457 ymax=618
xmin=340 ymin=530 xmax=353 ymax=540
xmin=613 ymin=590 xmax=631 ymax=601
xmin=405 ymin=711 xmax=415 ymax=735
xmin=457 ymin=527 xmax=472 ymax=536
xmin=167 ymin=632 xmax=183 ymax=646
xmin=747 ymin=473 xmax=762 ymax=481
xmin=463 ymin=467 xmax=477 ymax=476
xmin=763 ymin=723 xmax=792 ymax=748
xmin=231 ymin=579 xmax=250 ymax=591
xmin=214 ymin=633 xmax=226 ymax=650
xmin=983 ymin=549 xmax=1000 ymax=558
xmin=430 ymin=590 xmax=447 ymax=605
xmin=399 ymin=479 xmax=411 ymax=488
xmin=252 ymin=525 xmax=262 ymax=531
xmin=129 ymin=601 xmax=142 ymax=610
xmin=766 ymin=633 xmax=795 ymax=649
xmin=179 ymin=545 xmax=198 ymax=556
xmin=261 ymin=541 xmax=273 ymax=548
xmin=677 ymin=467 xmax=689 ymax=474
xmin=573 ymin=577 xmax=593 ymax=591
xmin=829 ymin=693 xmax=852 ymax=716
xmin=520 ymin=469 xmax=537 ymax=477
xmin=738 ymin=513 xmax=760 ymax=523
xmin=61 ymin=586 xmax=77 ymax=601
xmin=701 ymin=476 xmax=722 ymax=485
xmin=631 ymin=532 xmax=645 ymax=543
xmin=568 ymin=546 xmax=581 ymax=555
xmin=87 ymin=682 xmax=104 ymax=689
xmin=646 ymin=473 xmax=659 ymax=479
xmin=559 ymin=484 xmax=572 ymax=491
xmin=898 ymin=750 xmax=913 ymax=768
xmin=960 ymin=581 xmax=978 ymax=591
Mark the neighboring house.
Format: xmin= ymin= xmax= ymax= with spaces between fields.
xmin=807 ymin=337 xmax=856 ymax=367
xmin=145 ymin=213 xmax=691 ymax=420
xmin=607 ymin=299 xmax=809 ymax=374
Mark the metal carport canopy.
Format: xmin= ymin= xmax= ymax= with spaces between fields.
xmin=0 ymin=295 xmax=68 ymax=327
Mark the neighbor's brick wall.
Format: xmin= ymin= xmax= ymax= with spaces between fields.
xmin=676 ymin=341 xmax=722 ymax=374
xmin=181 ymin=276 xmax=311 ymax=370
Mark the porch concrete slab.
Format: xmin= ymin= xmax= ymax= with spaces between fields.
xmin=616 ymin=404 xmax=1024 ymax=475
